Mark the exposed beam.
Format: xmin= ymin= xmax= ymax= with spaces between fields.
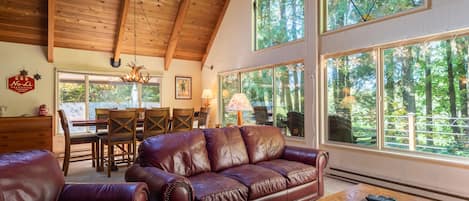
xmin=201 ymin=0 xmax=230 ymax=70
xmin=164 ymin=0 xmax=191 ymax=71
xmin=47 ymin=0 xmax=55 ymax=63
xmin=113 ymin=0 xmax=130 ymax=64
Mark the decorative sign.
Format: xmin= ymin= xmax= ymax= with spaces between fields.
xmin=8 ymin=75 xmax=35 ymax=94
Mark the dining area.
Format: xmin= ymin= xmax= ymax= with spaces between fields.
xmin=58 ymin=107 xmax=210 ymax=177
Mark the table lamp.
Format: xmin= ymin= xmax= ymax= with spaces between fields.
xmin=226 ymin=93 xmax=253 ymax=126
xmin=201 ymin=89 xmax=213 ymax=108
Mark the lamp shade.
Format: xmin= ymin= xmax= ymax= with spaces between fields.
xmin=201 ymin=89 xmax=213 ymax=99
xmin=226 ymin=93 xmax=253 ymax=112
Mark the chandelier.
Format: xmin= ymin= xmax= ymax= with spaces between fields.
xmin=121 ymin=0 xmax=150 ymax=84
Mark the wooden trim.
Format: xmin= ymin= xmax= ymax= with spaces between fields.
xmin=218 ymin=58 xmax=304 ymax=75
xmin=113 ymin=0 xmax=130 ymax=63
xmin=253 ymin=38 xmax=304 ymax=54
xmin=164 ymin=0 xmax=191 ymax=71
xmin=47 ymin=0 xmax=55 ymax=63
xmin=323 ymin=47 xmax=376 ymax=59
xmin=320 ymin=0 xmax=431 ymax=36
xmin=201 ymin=0 xmax=230 ymax=70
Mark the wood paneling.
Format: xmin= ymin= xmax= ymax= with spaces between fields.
xmin=0 ymin=116 xmax=53 ymax=154
xmin=0 ymin=0 xmax=230 ymax=64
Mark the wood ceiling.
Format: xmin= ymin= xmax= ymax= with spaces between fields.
xmin=0 ymin=0 xmax=229 ymax=70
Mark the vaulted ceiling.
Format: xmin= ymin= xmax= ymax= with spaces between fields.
xmin=0 ymin=0 xmax=229 ymax=70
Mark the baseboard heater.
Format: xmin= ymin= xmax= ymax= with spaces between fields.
xmin=327 ymin=167 xmax=469 ymax=201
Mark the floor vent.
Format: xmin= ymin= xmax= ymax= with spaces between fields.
xmin=327 ymin=167 xmax=469 ymax=201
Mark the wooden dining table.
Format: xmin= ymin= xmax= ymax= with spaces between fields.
xmin=71 ymin=119 xmax=145 ymax=127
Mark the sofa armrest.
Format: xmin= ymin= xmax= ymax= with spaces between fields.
xmin=125 ymin=164 xmax=194 ymax=201
xmin=282 ymin=146 xmax=329 ymax=196
xmin=58 ymin=183 xmax=148 ymax=201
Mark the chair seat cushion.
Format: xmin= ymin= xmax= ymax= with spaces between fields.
xmin=136 ymin=133 xmax=144 ymax=141
xmin=256 ymin=159 xmax=317 ymax=187
xmin=189 ymin=172 xmax=248 ymax=201
xmin=70 ymin=133 xmax=98 ymax=144
xmin=220 ymin=164 xmax=286 ymax=200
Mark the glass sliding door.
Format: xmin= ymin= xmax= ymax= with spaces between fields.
xmin=142 ymin=77 xmax=162 ymax=108
xmin=220 ymin=73 xmax=240 ymax=126
xmin=241 ymin=68 xmax=273 ymax=125
xmin=326 ymin=51 xmax=377 ymax=146
xmin=274 ymin=63 xmax=305 ymax=137
xmin=58 ymin=73 xmax=86 ymax=133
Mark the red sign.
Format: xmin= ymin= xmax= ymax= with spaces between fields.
xmin=8 ymin=75 xmax=35 ymax=94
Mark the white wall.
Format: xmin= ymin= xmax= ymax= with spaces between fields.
xmin=0 ymin=41 xmax=202 ymax=118
xmin=203 ymin=0 xmax=469 ymax=197
xmin=320 ymin=0 xmax=469 ymax=197
xmin=202 ymin=0 xmax=317 ymax=147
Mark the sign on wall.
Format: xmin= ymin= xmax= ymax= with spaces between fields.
xmin=8 ymin=75 xmax=35 ymax=94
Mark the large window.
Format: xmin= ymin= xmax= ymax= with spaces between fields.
xmin=323 ymin=0 xmax=428 ymax=33
xmin=58 ymin=72 xmax=161 ymax=133
xmin=254 ymin=0 xmax=304 ymax=50
xmin=323 ymin=32 xmax=469 ymax=158
xmin=220 ymin=61 xmax=305 ymax=137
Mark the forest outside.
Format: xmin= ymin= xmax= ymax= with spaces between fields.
xmin=326 ymin=34 xmax=469 ymax=158
xmin=220 ymin=62 xmax=305 ymax=137
xmin=325 ymin=0 xmax=427 ymax=32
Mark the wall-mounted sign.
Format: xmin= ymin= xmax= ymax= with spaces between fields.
xmin=8 ymin=75 xmax=35 ymax=94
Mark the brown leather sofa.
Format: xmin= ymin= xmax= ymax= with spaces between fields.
xmin=0 ymin=150 xmax=149 ymax=201
xmin=126 ymin=126 xmax=329 ymax=201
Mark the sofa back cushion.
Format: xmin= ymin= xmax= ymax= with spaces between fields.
xmin=203 ymin=127 xmax=249 ymax=171
xmin=0 ymin=150 xmax=64 ymax=201
xmin=138 ymin=130 xmax=211 ymax=177
xmin=240 ymin=126 xmax=285 ymax=163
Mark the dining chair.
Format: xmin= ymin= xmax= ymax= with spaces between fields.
xmin=95 ymin=108 xmax=116 ymax=134
xmin=197 ymin=107 xmax=210 ymax=128
xmin=138 ymin=108 xmax=170 ymax=141
xmin=58 ymin=110 xmax=99 ymax=176
xmin=171 ymin=108 xmax=194 ymax=132
xmin=127 ymin=107 xmax=145 ymax=119
xmin=99 ymin=110 xmax=137 ymax=177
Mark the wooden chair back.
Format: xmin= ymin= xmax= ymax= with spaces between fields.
xmin=171 ymin=108 xmax=194 ymax=132
xmin=286 ymin=111 xmax=304 ymax=137
xmin=143 ymin=108 xmax=170 ymax=139
xmin=95 ymin=108 xmax=115 ymax=132
xmin=107 ymin=110 xmax=137 ymax=143
xmin=254 ymin=106 xmax=270 ymax=125
xmin=127 ymin=108 xmax=145 ymax=119
xmin=57 ymin=110 xmax=71 ymax=144
xmin=197 ymin=107 xmax=210 ymax=128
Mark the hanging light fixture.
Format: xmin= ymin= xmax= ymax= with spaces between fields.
xmin=121 ymin=0 xmax=150 ymax=84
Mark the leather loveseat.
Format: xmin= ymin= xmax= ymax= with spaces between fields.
xmin=126 ymin=126 xmax=328 ymax=201
xmin=0 ymin=150 xmax=149 ymax=201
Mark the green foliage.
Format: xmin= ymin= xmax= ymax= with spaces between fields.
xmin=326 ymin=0 xmax=425 ymax=31
xmin=59 ymin=82 xmax=85 ymax=103
xmin=142 ymin=84 xmax=160 ymax=102
xmin=255 ymin=0 xmax=304 ymax=50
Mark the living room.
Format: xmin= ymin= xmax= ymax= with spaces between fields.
xmin=1 ymin=0 xmax=468 ymax=201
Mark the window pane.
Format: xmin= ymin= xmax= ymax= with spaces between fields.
xmin=88 ymin=75 xmax=137 ymax=120
xmin=274 ymin=63 xmax=305 ymax=137
xmin=384 ymin=36 xmax=469 ymax=157
xmin=241 ymin=69 xmax=273 ymax=125
xmin=221 ymin=73 xmax=240 ymax=126
xmin=58 ymin=73 xmax=86 ymax=133
xmin=327 ymin=52 xmax=377 ymax=146
xmin=255 ymin=0 xmax=304 ymax=50
xmin=142 ymin=77 xmax=161 ymax=108
xmin=326 ymin=0 xmax=425 ymax=32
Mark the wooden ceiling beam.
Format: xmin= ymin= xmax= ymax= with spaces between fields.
xmin=112 ymin=0 xmax=130 ymax=64
xmin=47 ymin=0 xmax=55 ymax=63
xmin=164 ymin=0 xmax=191 ymax=71
xmin=201 ymin=0 xmax=230 ymax=70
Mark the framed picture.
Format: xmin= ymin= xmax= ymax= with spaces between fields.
xmin=175 ymin=76 xmax=192 ymax=99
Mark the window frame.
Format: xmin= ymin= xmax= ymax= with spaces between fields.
xmin=218 ymin=59 xmax=305 ymax=139
xmin=55 ymin=69 xmax=162 ymax=134
xmin=253 ymin=0 xmax=306 ymax=51
xmin=319 ymin=0 xmax=432 ymax=35
xmin=319 ymin=28 xmax=469 ymax=164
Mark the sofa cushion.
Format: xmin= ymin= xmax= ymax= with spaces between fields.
xmin=256 ymin=159 xmax=317 ymax=188
xmin=240 ymin=126 xmax=285 ymax=163
xmin=0 ymin=150 xmax=64 ymax=201
xmin=203 ymin=127 xmax=249 ymax=171
xmin=189 ymin=172 xmax=248 ymax=201
xmin=220 ymin=164 xmax=287 ymax=200
xmin=138 ymin=130 xmax=211 ymax=177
